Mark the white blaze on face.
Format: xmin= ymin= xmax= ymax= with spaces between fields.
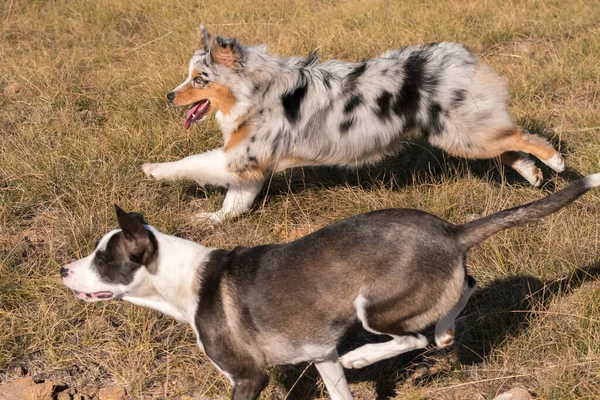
xmin=173 ymin=54 xmax=205 ymax=92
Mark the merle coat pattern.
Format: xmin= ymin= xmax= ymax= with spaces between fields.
xmin=142 ymin=24 xmax=565 ymax=223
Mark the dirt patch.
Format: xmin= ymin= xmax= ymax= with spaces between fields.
xmin=0 ymin=374 xmax=126 ymax=400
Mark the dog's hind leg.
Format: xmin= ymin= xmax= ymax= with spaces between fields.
xmin=506 ymin=128 xmax=565 ymax=173
xmin=339 ymin=294 xmax=429 ymax=369
xmin=435 ymin=275 xmax=476 ymax=348
xmin=433 ymin=126 xmax=563 ymax=186
xmin=314 ymin=350 xmax=353 ymax=400
xmin=499 ymin=151 xmax=543 ymax=187
xmin=339 ymin=333 xmax=428 ymax=370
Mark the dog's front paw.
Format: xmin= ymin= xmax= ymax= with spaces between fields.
xmin=191 ymin=212 xmax=225 ymax=226
xmin=142 ymin=163 xmax=172 ymax=181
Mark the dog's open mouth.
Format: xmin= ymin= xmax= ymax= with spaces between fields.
xmin=184 ymin=100 xmax=210 ymax=130
xmin=73 ymin=290 xmax=114 ymax=301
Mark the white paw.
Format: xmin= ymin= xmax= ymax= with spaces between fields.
xmin=191 ymin=212 xmax=225 ymax=225
xmin=143 ymin=162 xmax=179 ymax=181
xmin=525 ymin=167 xmax=543 ymax=188
xmin=142 ymin=163 xmax=163 ymax=180
xmin=339 ymin=354 xmax=371 ymax=370
xmin=513 ymin=159 xmax=543 ymax=187
xmin=435 ymin=328 xmax=455 ymax=349
xmin=543 ymin=153 xmax=565 ymax=173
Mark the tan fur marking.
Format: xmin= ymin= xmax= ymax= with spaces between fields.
xmin=209 ymin=83 xmax=236 ymax=115
xmin=447 ymin=126 xmax=557 ymax=161
xmin=172 ymin=82 xmax=236 ymax=115
xmin=211 ymin=43 xmax=235 ymax=68
xmin=273 ymin=156 xmax=316 ymax=172
xmin=499 ymin=150 xmax=522 ymax=167
xmin=224 ymin=124 xmax=251 ymax=151
xmin=501 ymin=127 xmax=556 ymax=160
xmin=237 ymin=166 xmax=265 ymax=182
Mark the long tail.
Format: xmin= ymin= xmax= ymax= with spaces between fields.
xmin=458 ymin=173 xmax=600 ymax=249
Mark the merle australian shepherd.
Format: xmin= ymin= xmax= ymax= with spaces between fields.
xmin=142 ymin=24 xmax=564 ymax=223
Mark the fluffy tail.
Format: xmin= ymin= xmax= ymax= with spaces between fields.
xmin=458 ymin=173 xmax=600 ymax=249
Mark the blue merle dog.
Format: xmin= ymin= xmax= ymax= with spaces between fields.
xmin=142 ymin=23 xmax=565 ymax=223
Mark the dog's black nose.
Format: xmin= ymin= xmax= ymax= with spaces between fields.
xmin=60 ymin=267 xmax=69 ymax=278
xmin=166 ymin=91 xmax=175 ymax=103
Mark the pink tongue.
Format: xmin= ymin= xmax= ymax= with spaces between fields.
xmin=184 ymin=101 xmax=208 ymax=130
xmin=76 ymin=291 xmax=113 ymax=300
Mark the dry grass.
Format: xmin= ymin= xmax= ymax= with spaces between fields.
xmin=2 ymin=0 xmax=600 ymax=398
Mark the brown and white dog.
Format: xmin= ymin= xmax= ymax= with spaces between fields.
xmin=142 ymin=24 xmax=565 ymax=223
xmin=61 ymin=173 xmax=599 ymax=400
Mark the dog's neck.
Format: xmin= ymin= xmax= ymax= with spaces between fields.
xmin=215 ymin=94 xmax=253 ymax=137
xmin=122 ymin=229 xmax=212 ymax=324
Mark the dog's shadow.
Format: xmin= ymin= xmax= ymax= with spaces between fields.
xmin=183 ymin=122 xmax=580 ymax=212
xmin=258 ymin=123 xmax=580 ymax=202
xmin=272 ymin=262 xmax=600 ymax=400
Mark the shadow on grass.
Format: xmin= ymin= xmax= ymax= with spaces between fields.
xmin=180 ymin=122 xmax=580 ymax=213
xmin=257 ymin=127 xmax=579 ymax=205
xmin=274 ymin=261 xmax=600 ymax=400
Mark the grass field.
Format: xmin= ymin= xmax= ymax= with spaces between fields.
xmin=2 ymin=0 xmax=600 ymax=398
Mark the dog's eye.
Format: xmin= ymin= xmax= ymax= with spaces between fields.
xmin=193 ymin=76 xmax=206 ymax=86
xmin=95 ymin=250 xmax=108 ymax=263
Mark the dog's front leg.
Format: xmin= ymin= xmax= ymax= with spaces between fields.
xmin=192 ymin=178 xmax=264 ymax=224
xmin=143 ymin=148 xmax=239 ymax=186
xmin=314 ymin=350 xmax=353 ymax=400
xmin=230 ymin=371 xmax=269 ymax=400
xmin=143 ymin=148 xmax=264 ymax=223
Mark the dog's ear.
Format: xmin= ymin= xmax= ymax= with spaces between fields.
xmin=199 ymin=22 xmax=211 ymax=52
xmin=210 ymin=36 xmax=245 ymax=69
xmin=114 ymin=205 xmax=155 ymax=267
xmin=128 ymin=212 xmax=147 ymax=225
xmin=115 ymin=205 xmax=148 ymax=242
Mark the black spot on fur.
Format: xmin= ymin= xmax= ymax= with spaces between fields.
xmin=248 ymin=156 xmax=258 ymax=164
xmin=271 ymin=130 xmax=283 ymax=156
xmin=424 ymin=102 xmax=444 ymax=136
xmin=250 ymin=135 xmax=256 ymax=143
xmin=303 ymin=51 xmax=319 ymax=67
xmin=451 ymin=89 xmax=467 ymax=108
xmin=281 ymin=72 xmax=309 ymax=124
xmin=374 ymin=90 xmax=393 ymax=120
xmin=344 ymin=62 xmax=367 ymax=91
xmin=339 ymin=118 xmax=354 ymax=134
xmin=392 ymin=53 xmax=427 ymax=130
xmin=344 ymin=94 xmax=363 ymax=115
xmin=323 ymin=73 xmax=332 ymax=90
